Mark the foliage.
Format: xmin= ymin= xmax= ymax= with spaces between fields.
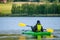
xmin=11 ymin=3 xmax=60 ymax=15
xmin=47 ymin=0 xmax=56 ymax=2
xmin=7 ymin=0 xmax=14 ymax=2
xmin=14 ymin=0 xmax=28 ymax=2
xmin=57 ymin=4 xmax=60 ymax=14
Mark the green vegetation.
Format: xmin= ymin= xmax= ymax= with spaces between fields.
xmin=0 ymin=2 xmax=60 ymax=17
xmin=11 ymin=3 xmax=60 ymax=16
xmin=0 ymin=0 xmax=13 ymax=3
xmin=13 ymin=0 xmax=59 ymax=2
xmin=14 ymin=0 xmax=40 ymax=2
xmin=0 ymin=3 xmax=12 ymax=16
xmin=14 ymin=0 xmax=28 ymax=2
xmin=57 ymin=4 xmax=60 ymax=14
xmin=47 ymin=0 xmax=56 ymax=2
xmin=7 ymin=0 xmax=14 ymax=2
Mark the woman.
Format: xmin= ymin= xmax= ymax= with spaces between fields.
xmin=31 ymin=20 xmax=43 ymax=32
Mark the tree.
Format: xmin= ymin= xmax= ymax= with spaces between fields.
xmin=0 ymin=0 xmax=7 ymax=3
xmin=33 ymin=0 xmax=40 ymax=2
xmin=57 ymin=4 xmax=60 ymax=14
xmin=14 ymin=0 xmax=28 ymax=2
xmin=48 ymin=0 xmax=55 ymax=2
xmin=59 ymin=0 xmax=60 ymax=2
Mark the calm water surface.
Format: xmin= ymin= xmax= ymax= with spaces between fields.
xmin=0 ymin=17 xmax=60 ymax=40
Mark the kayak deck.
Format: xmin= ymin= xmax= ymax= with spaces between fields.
xmin=23 ymin=31 xmax=51 ymax=36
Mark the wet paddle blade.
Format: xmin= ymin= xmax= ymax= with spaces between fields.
xmin=46 ymin=28 xmax=54 ymax=33
xmin=18 ymin=23 xmax=26 ymax=27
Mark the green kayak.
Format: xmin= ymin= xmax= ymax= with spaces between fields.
xmin=23 ymin=31 xmax=51 ymax=36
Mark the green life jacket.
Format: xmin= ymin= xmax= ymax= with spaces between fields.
xmin=37 ymin=24 xmax=42 ymax=31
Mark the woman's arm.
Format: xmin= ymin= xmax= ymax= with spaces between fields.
xmin=31 ymin=26 xmax=36 ymax=32
xmin=41 ymin=26 xmax=44 ymax=32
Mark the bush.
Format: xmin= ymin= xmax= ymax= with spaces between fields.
xmin=27 ymin=4 xmax=36 ymax=15
xmin=57 ymin=4 xmax=60 ymax=14
xmin=14 ymin=0 xmax=28 ymax=2
xmin=59 ymin=0 xmax=60 ymax=2
xmin=14 ymin=0 xmax=40 ymax=2
xmin=11 ymin=3 xmax=60 ymax=15
xmin=48 ymin=0 xmax=55 ymax=2
xmin=35 ymin=4 xmax=45 ymax=14
xmin=11 ymin=4 xmax=17 ymax=14
xmin=7 ymin=0 xmax=14 ymax=2
xmin=45 ymin=3 xmax=57 ymax=14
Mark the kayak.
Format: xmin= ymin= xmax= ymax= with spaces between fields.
xmin=23 ymin=31 xmax=51 ymax=36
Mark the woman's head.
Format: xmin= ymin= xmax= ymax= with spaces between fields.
xmin=37 ymin=20 xmax=41 ymax=24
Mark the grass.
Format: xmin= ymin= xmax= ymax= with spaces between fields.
xmin=0 ymin=3 xmax=12 ymax=15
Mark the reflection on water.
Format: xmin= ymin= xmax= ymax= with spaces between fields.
xmin=36 ymin=35 xmax=54 ymax=40
xmin=18 ymin=35 xmax=54 ymax=40
xmin=46 ymin=35 xmax=54 ymax=38
xmin=0 ymin=34 xmax=59 ymax=40
xmin=37 ymin=35 xmax=41 ymax=40
xmin=19 ymin=35 xmax=26 ymax=40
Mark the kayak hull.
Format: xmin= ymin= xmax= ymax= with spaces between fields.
xmin=23 ymin=31 xmax=51 ymax=36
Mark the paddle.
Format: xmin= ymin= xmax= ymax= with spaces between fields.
xmin=18 ymin=23 xmax=54 ymax=33
xmin=46 ymin=28 xmax=54 ymax=33
xmin=18 ymin=23 xmax=31 ymax=27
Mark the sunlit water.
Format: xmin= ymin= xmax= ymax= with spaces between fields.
xmin=0 ymin=17 xmax=60 ymax=40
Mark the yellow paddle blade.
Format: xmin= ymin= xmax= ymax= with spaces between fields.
xmin=46 ymin=28 xmax=54 ymax=33
xmin=18 ymin=23 xmax=26 ymax=27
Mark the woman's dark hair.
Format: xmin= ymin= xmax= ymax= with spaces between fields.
xmin=37 ymin=20 xmax=41 ymax=24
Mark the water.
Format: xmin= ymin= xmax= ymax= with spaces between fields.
xmin=0 ymin=29 xmax=60 ymax=40
xmin=0 ymin=17 xmax=60 ymax=40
